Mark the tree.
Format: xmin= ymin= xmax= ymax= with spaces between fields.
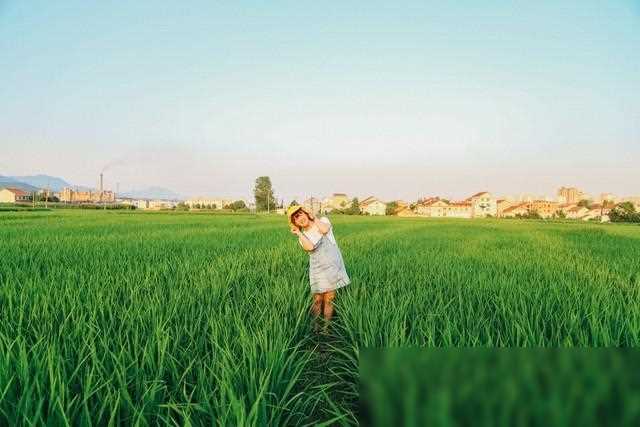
xmin=610 ymin=202 xmax=640 ymax=223
xmin=386 ymin=201 xmax=399 ymax=216
xmin=554 ymin=210 xmax=567 ymax=219
xmin=577 ymin=199 xmax=592 ymax=209
xmin=515 ymin=210 xmax=542 ymax=220
xmin=254 ymin=176 xmax=277 ymax=212
xmin=225 ymin=200 xmax=247 ymax=211
xmin=527 ymin=210 xmax=542 ymax=219
xmin=343 ymin=198 xmax=361 ymax=215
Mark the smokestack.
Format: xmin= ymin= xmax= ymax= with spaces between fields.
xmin=100 ymin=173 xmax=103 ymax=193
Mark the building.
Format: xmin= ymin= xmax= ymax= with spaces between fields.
xmin=384 ymin=200 xmax=409 ymax=215
xmin=585 ymin=203 xmax=612 ymax=221
xmin=185 ymin=198 xmax=233 ymax=209
xmin=416 ymin=198 xmax=448 ymax=217
xmin=119 ymin=198 xmax=152 ymax=210
xmin=59 ymin=187 xmax=115 ymax=203
xmin=497 ymin=199 xmax=519 ymax=217
xmin=565 ymin=205 xmax=589 ymax=220
xmin=148 ymin=200 xmax=178 ymax=210
xmin=303 ymin=197 xmax=322 ymax=214
xmin=397 ymin=206 xmax=418 ymax=217
xmin=557 ymin=187 xmax=584 ymax=204
xmin=359 ymin=196 xmax=387 ymax=216
xmin=527 ymin=200 xmax=559 ymax=219
xmin=582 ymin=207 xmax=607 ymax=222
xmin=444 ymin=201 xmax=472 ymax=218
xmin=0 ymin=188 xmax=33 ymax=203
xmin=327 ymin=193 xmax=349 ymax=211
xmin=393 ymin=200 xmax=408 ymax=209
xmin=501 ymin=203 xmax=530 ymax=218
xmin=466 ymin=192 xmax=497 ymax=218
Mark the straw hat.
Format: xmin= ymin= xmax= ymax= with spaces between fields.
xmin=286 ymin=205 xmax=314 ymax=225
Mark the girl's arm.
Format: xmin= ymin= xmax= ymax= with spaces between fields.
xmin=291 ymin=226 xmax=315 ymax=251
xmin=314 ymin=217 xmax=331 ymax=235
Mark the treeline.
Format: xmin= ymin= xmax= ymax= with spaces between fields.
xmin=4 ymin=202 xmax=136 ymax=210
xmin=176 ymin=200 xmax=248 ymax=212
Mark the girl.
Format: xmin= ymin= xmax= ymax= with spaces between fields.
xmin=287 ymin=205 xmax=350 ymax=329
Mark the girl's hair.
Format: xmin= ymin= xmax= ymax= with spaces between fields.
xmin=290 ymin=207 xmax=315 ymax=226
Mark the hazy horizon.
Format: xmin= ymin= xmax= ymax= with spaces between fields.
xmin=2 ymin=1 xmax=639 ymax=202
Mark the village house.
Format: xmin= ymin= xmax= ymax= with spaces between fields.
xmin=185 ymin=197 xmax=233 ymax=209
xmin=396 ymin=206 xmax=418 ymax=217
xmin=119 ymin=198 xmax=149 ymax=210
xmin=415 ymin=198 xmax=448 ymax=217
xmin=581 ymin=204 xmax=612 ymax=222
xmin=467 ymin=192 xmax=498 ymax=218
xmin=320 ymin=193 xmax=350 ymax=213
xmin=0 ymin=188 xmax=33 ymax=203
xmin=415 ymin=193 xmax=495 ymax=219
xmin=359 ymin=196 xmax=386 ymax=216
xmin=527 ymin=200 xmax=559 ymax=219
xmin=329 ymin=193 xmax=349 ymax=210
xmin=443 ymin=201 xmax=472 ymax=218
xmin=303 ymin=197 xmax=322 ymax=214
xmin=496 ymin=199 xmax=520 ymax=217
xmin=558 ymin=203 xmax=576 ymax=214
xmin=147 ymin=200 xmax=178 ymax=210
xmin=414 ymin=197 xmax=437 ymax=215
xmin=501 ymin=203 xmax=530 ymax=218
xmin=565 ymin=205 xmax=589 ymax=219
xmin=386 ymin=200 xmax=409 ymax=215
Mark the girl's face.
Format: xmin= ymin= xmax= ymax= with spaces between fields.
xmin=293 ymin=210 xmax=311 ymax=229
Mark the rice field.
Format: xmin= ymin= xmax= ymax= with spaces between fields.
xmin=1 ymin=210 xmax=639 ymax=425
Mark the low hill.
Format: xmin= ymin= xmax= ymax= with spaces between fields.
xmin=0 ymin=175 xmax=39 ymax=192
xmin=10 ymin=174 xmax=73 ymax=192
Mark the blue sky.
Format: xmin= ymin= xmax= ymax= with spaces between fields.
xmin=1 ymin=0 xmax=639 ymax=201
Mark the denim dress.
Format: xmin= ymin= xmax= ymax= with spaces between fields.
xmin=304 ymin=230 xmax=351 ymax=294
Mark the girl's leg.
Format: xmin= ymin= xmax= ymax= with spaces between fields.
xmin=322 ymin=291 xmax=336 ymax=322
xmin=311 ymin=293 xmax=323 ymax=318
xmin=311 ymin=293 xmax=324 ymax=334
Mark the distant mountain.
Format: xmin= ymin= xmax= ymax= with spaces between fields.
xmin=1 ymin=173 xmax=181 ymax=199
xmin=120 ymin=187 xmax=183 ymax=200
xmin=10 ymin=174 xmax=72 ymax=192
xmin=0 ymin=175 xmax=40 ymax=192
